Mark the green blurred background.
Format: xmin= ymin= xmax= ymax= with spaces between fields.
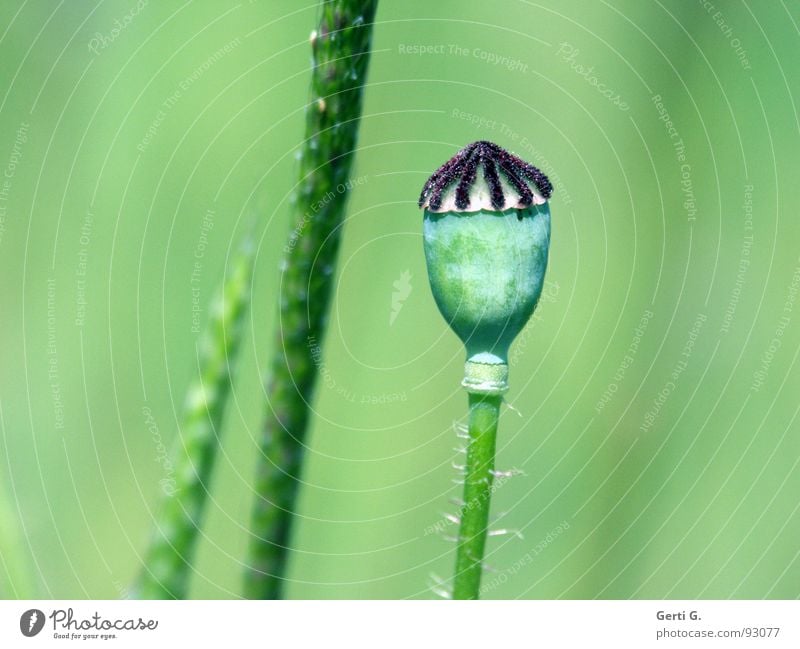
xmin=0 ymin=0 xmax=798 ymax=599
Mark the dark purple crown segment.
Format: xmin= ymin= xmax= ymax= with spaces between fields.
xmin=418 ymin=140 xmax=553 ymax=212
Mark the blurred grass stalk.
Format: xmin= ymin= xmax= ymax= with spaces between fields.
xmin=0 ymin=469 xmax=35 ymax=598
xmin=245 ymin=0 xmax=378 ymax=599
xmin=135 ymin=239 xmax=255 ymax=599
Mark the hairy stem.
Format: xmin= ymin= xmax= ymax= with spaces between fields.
xmin=453 ymin=392 xmax=502 ymax=600
xmin=244 ymin=0 xmax=379 ymax=600
xmin=135 ymin=240 xmax=254 ymax=599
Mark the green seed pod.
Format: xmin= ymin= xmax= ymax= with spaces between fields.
xmin=419 ymin=141 xmax=553 ymax=395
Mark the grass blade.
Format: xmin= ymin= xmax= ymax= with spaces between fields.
xmin=135 ymin=238 xmax=255 ymax=599
xmin=245 ymin=0 xmax=379 ymax=599
xmin=0 ymin=472 xmax=36 ymax=598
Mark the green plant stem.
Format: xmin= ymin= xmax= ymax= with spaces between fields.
xmin=135 ymin=240 xmax=254 ymax=599
xmin=453 ymin=392 xmax=502 ymax=600
xmin=245 ymin=0 xmax=378 ymax=600
xmin=0 ymin=473 xmax=35 ymax=598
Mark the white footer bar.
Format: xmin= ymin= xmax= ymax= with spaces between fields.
xmin=0 ymin=600 xmax=796 ymax=648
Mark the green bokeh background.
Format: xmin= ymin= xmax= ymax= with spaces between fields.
xmin=1 ymin=0 xmax=798 ymax=599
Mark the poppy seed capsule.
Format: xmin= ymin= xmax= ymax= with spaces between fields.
xmin=420 ymin=141 xmax=553 ymax=395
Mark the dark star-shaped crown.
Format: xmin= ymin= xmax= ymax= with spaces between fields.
xmin=418 ymin=140 xmax=553 ymax=213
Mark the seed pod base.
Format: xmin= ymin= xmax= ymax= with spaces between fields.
xmin=423 ymin=203 xmax=551 ymax=395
